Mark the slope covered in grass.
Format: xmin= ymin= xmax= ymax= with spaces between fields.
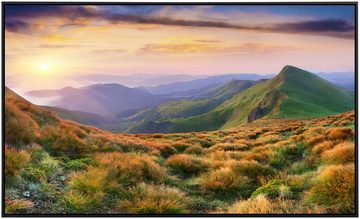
xmin=127 ymin=66 xmax=354 ymax=133
xmin=4 ymin=87 xmax=355 ymax=214
xmin=276 ymin=65 xmax=354 ymax=118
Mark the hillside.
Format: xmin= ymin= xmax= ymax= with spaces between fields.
xmin=43 ymin=106 xmax=110 ymax=126
xmin=113 ymin=80 xmax=258 ymax=131
xmin=4 ymin=87 xmax=355 ymax=214
xmin=127 ymin=66 xmax=354 ymax=133
xmin=37 ymin=80 xmax=259 ymax=132
xmin=145 ymin=73 xmax=273 ymax=96
xmin=26 ymin=83 xmax=171 ymax=115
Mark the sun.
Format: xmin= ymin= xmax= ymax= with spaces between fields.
xmin=39 ymin=63 xmax=50 ymax=72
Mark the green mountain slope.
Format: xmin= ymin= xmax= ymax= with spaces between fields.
xmin=126 ymin=65 xmax=354 ymax=133
xmin=120 ymin=80 xmax=257 ymax=123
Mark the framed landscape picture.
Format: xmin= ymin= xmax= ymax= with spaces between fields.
xmin=2 ymin=1 xmax=357 ymax=216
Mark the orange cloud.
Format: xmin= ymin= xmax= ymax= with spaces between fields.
xmin=139 ymin=42 xmax=293 ymax=55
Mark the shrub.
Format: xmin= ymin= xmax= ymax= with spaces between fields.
xmin=64 ymin=190 xmax=105 ymax=213
xmin=5 ymin=102 xmax=38 ymax=146
xmin=154 ymin=145 xmax=178 ymax=158
xmin=243 ymin=150 xmax=274 ymax=164
xmin=286 ymin=172 xmax=314 ymax=198
xmin=231 ymin=160 xmax=275 ymax=179
xmin=251 ymin=179 xmax=287 ymax=199
xmin=65 ymin=166 xmax=117 ymax=213
xmin=199 ymin=167 xmax=253 ymax=196
xmin=321 ymin=142 xmax=354 ymax=165
xmin=304 ymin=164 xmax=355 ymax=213
xmin=188 ymin=138 xmax=214 ymax=148
xmin=118 ymin=183 xmax=189 ymax=214
xmin=306 ymin=134 xmax=327 ymax=146
xmin=96 ymin=152 xmax=167 ymax=185
xmin=269 ymin=144 xmax=307 ymax=169
xmin=184 ymin=145 xmax=204 ymax=155
xmin=69 ymin=167 xmax=115 ymax=195
xmin=311 ymin=140 xmax=335 ymax=154
xmin=209 ymin=143 xmax=249 ymax=152
xmin=256 ymin=134 xmax=283 ymax=144
xmin=206 ymin=151 xmax=244 ymax=161
xmin=226 ymin=195 xmax=319 ymax=214
xmin=5 ymin=198 xmax=34 ymax=214
xmin=65 ymin=158 xmax=93 ymax=171
xmin=172 ymin=142 xmax=192 ymax=152
xmin=165 ymin=154 xmax=208 ymax=176
xmin=5 ymin=146 xmax=30 ymax=177
xmin=289 ymin=157 xmax=318 ymax=174
xmin=327 ymin=128 xmax=354 ymax=141
xmin=189 ymin=196 xmax=225 ymax=212
xmin=21 ymin=154 xmax=62 ymax=183
xmin=40 ymin=125 xmax=92 ymax=158
xmin=227 ymin=195 xmax=272 ymax=214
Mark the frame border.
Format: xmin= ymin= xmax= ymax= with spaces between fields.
xmin=1 ymin=1 xmax=358 ymax=217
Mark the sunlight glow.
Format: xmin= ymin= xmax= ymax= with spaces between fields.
xmin=39 ymin=63 xmax=50 ymax=72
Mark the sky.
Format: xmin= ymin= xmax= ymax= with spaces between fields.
xmin=4 ymin=4 xmax=355 ymax=93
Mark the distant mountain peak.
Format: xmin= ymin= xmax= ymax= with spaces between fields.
xmin=279 ymin=65 xmax=312 ymax=76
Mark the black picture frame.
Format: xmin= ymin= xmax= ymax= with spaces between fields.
xmin=1 ymin=2 xmax=358 ymax=217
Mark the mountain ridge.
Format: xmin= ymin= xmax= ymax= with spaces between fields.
xmin=126 ymin=65 xmax=354 ymax=133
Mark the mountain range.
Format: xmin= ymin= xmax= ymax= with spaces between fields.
xmin=23 ymin=65 xmax=354 ymax=133
xmin=27 ymin=83 xmax=170 ymax=116
xmin=126 ymin=66 xmax=354 ymax=133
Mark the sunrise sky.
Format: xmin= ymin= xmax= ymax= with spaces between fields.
xmin=5 ymin=4 xmax=355 ymax=93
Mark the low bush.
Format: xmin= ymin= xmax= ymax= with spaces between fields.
xmin=251 ymin=179 xmax=288 ymax=199
xmin=64 ymin=190 xmax=105 ymax=213
xmin=189 ymin=196 xmax=225 ymax=212
xmin=321 ymin=142 xmax=354 ymax=165
xmin=306 ymin=134 xmax=327 ymax=146
xmin=65 ymin=158 xmax=93 ymax=171
xmin=327 ymin=128 xmax=354 ymax=141
xmin=209 ymin=143 xmax=249 ymax=152
xmin=152 ymin=144 xmax=178 ymax=158
xmin=5 ymin=146 xmax=30 ymax=177
xmin=68 ymin=167 xmax=115 ymax=195
xmin=199 ymin=167 xmax=253 ymax=196
xmin=226 ymin=195 xmax=324 ymax=214
xmin=172 ymin=142 xmax=192 ymax=152
xmin=304 ymin=164 xmax=355 ymax=213
xmin=5 ymin=102 xmax=38 ymax=146
xmin=21 ymin=154 xmax=62 ymax=183
xmin=231 ymin=160 xmax=275 ymax=179
xmin=205 ymin=151 xmax=244 ymax=161
xmin=311 ymin=140 xmax=335 ymax=154
xmin=227 ymin=195 xmax=273 ymax=214
xmin=184 ymin=145 xmax=204 ymax=155
xmin=165 ymin=154 xmax=209 ymax=176
xmin=40 ymin=125 xmax=93 ymax=158
xmin=5 ymin=198 xmax=34 ymax=214
xmin=118 ymin=183 xmax=189 ymax=214
xmin=269 ymin=144 xmax=307 ymax=169
xmin=95 ymin=152 xmax=167 ymax=186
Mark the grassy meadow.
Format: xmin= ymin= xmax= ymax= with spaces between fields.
xmin=4 ymin=89 xmax=356 ymax=214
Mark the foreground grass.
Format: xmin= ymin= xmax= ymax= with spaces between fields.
xmin=4 ymin=93 xmax=356 ymax=214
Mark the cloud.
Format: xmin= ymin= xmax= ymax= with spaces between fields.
xmin=92 ymin=49 xmax=126 ymax=54
xmin=140 ymin=42 xmax=292 ymax=54
xmin=38 ymin=44 xmax=81 ymax=49
xmin=273 ymin=19 xmax=354 ymax=38
xmin=193 ymin=39 xmax=223 ymax=43
xmin=4 ymin=5 xmax=354 ymax=39
xmin=5 ymin=20 xmax=31 ymax=34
